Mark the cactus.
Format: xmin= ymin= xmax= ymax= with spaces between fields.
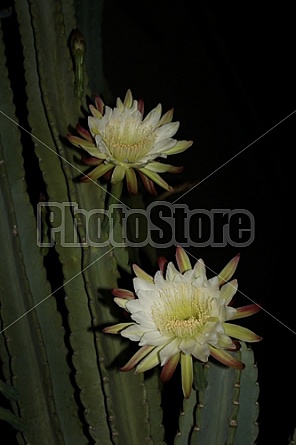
xmin=0 ymin=1 xmax=263 ymax=444
xmin=175 ymin=342 xmax=259 ymax=445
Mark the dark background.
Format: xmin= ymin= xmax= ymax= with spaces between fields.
xmin=102 ymin=1 xmax=294 ymax=444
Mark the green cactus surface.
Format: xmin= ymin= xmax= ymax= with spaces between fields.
xmin=175 ymin=343 xmax=259 ymax=445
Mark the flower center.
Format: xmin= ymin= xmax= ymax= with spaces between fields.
xmin=151 ymin=284 xmax=214 ymax=338
xmin=103 ymin=118 xmax=157 ymax=163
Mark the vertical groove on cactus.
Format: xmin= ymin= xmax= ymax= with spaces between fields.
xmin=144 ymin=370 xmax=166 ymax=445
xmin=0 ymin=380 xmax=24 ymax=432
xmin=174 ymin=343 xmax=259 ymax=445
xmin=0 ymin=152 xmax=65 ymax=445
xmin=0 ymin=22 xmax=77 ymax=443
xmin=174 ymin=387 xmax=197 ymax=445
xmin=228 ymin=343 xmax=259 ymax=445
xmin=18 ymin=2 xmax=112 ymax=441
xmin=2 ymin=1 xmax=161 ymax=444
xmin=11 ymin=2 xmax=104 ymax=443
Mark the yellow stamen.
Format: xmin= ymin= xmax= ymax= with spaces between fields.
xmin=151 ymin=284 xmax=213 ymax=338
xmin=103 ymin=120 xmax=156 ymax=163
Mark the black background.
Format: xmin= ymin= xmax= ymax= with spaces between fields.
xmin=102 ymin=2 xmax=294 ymax=444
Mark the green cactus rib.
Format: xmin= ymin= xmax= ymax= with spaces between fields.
xmin=0 ymin=407 xmax=25 ymax=433
xmin=1 ymin=21 xmax=91 ymax=444
xmin=0 ymin=380 xmax=19 ymax=402
xmin=144 ymin=370 xmax=167 ymax=445
xmin=78 ymin=234 xmax=154 ymax=444
xmin=13 ymin=0 xmax=157 ymax=443
xmin=175 ymin=342 xmax=259 ymax=445
xmin=0 ymin=133 xmax=63 ymax=443
xmin=77 ymin=189 xmax=158 ymax=444
xmin=174 ymin=388 xmax=198 ymax=445
xmin=187 ymin=360 xmax=235 ymax=445
xmin=13 ymin=1 xmax=112 ymax=442
xmin=228 ymin=343 xmax=259 ymax=445
xmin=173 ymin=360 xmax=209 ymax=445
xmin=0 ymin=380 xmax=23 ymax=431
xmin=61 ymin=0 xmax=77 ymax=46
xmin=0 ymin=181 xmax=64 ymax=445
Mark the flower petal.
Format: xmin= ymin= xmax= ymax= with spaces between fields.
xmin=125 ymin=168 xmax=138 ymax=195
xmin=216 ymin=332 xmax=235 ymax=349
xmin=230 ymin=303 xmax=262 ymax=320
xmin=111 ymin=165 xmax=126 ymax=183
xmin=102 ymin=322 xmax=134 ymax=334
xmin=209 ymin=345 xmax=245 ymax=369
xmin=149 ymin=138 xmax=177 ymax=156
xmin=129 ymin=288 xmax=159 ymax=308
xmin=89 ymin=104 xmax=102 ymax=119
xmin=159 ymin=338 xmax=182 ymax=364
xmin=82 ymin=156 xmax=103 ymax=166
xmin=158 ymin=108 xmax=174 ymax=126
xmin=219 ymin=279 xmax=238 ymax=305
xmin=162 ymin=139 xmax=193 ymax=155
xmin=116 ymin=97 xmax=124 ymax=112
xmin=138 ymin=98 xmax=144 ymax=115
xmin=123 ymin=89 xmax=133 ymax=108
xmin=94 ymin=94 xmax=104 ymax=114
xmin=180 ymin=353 xmax=193 ymax=398
xmin=135 ymin=345 xmax=163 ymax=373
xmin=140 ymin=330 xmax=170 ymax=346
xmin=138 ymin=167 xmax=174 ymax=192
xmin=142 ymin=104 xmax=162 ymax=128
xmin=125 ymin=294 xmax=147 ymax=313
xmin=218 ymin=254 xmax=240 ymax=286
xmin=81 ymin=163 xmax=113 ymax=182
xmin=114 ymin=297 xmax=129 ymax=309
xmin=165 ymin=262 xmax=182 ymax=282
xmin=160 ymin=352 xmax=180 ymax=382
xmin=223 ymin=323 xmax=262 ymax=342
xmin=158 ymin=257 xmax=168 ymax=274
xmin=137 ymin=170 xmax=157 ymax=195
xmin=120 ymin=345 xmax=154 ymax=371
xmin=131 ymin=312 xmax=156 ymax=329
xmin=191 ymin=342 xmax=210 ymax=362
xmin=88 ymin=116 xmax=102 ymax=136
xmin=176 ymin=246 xmax=192 ymax=273
xmin=144 ymin=161 xmax=183 ymax=173
xmin=112 ymin=288 xmax=135 ymax=299
xmin=154 ymin=121 xmax=180 ymax=142
xmin=76 ymin=124 xmax=93 ymax=142
xmin=132 ymin=265 xmax=154 ymax=283
xmin=192 ymin=258 xmax=206 ymax=281
xmin=82 ymin=149 xmax=107 ymax=159
xmin=179 ymin=337 xmax=197 ymax=355
xmin=67 ymin=134 xmax=97 ymax=150
xmin=120 ymin=323 xmax=149 ymax=341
